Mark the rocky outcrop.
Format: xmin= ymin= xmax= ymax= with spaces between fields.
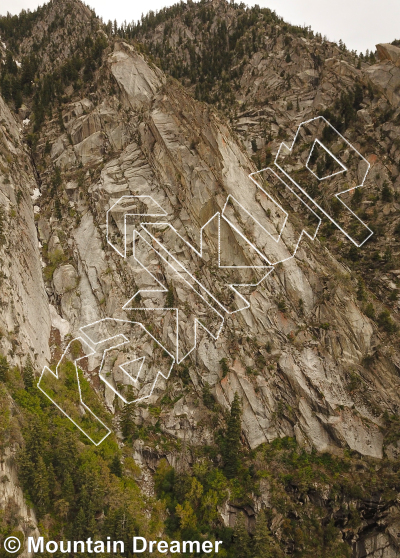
xmin=53 ymin=264 xmax=78 ymax=295
xmin=3 ymin=2 xmax=400 ymax=555
xmin=0 ymin=439 xmax=40 ymax=558
xmin=26 ymin=38 xmax=399 ymax=464
xmin=109 ymin=42 xmax=165 ymax=109
xmin=0 ymin=95 xmax=51 ymax=367
xmin=361 ymin=43 xmax=400 ymax=107
xmin=0 ymin=90 xmax=46 ymax=558
xmin=364 ymin=62 xmax=400 ymax=106
xmin=377 ymin=43 xmax=400 ymax=67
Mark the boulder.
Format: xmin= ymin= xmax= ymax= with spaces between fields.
xmin=53 ymin=264 xmax=78 ymax=295
xmin=50 ymin=136 xmax=66 ymax=160
xmin=48 ymin=233 xmax=64 ymax=254
xmin=37 ymin=218 xmax=51 ymax=243
xmin=377 ymin=43 xmax=400 ymax=67
xmin=18 ymin=104 xmax=30 ymax=120
xmin=364 ymin=62 xmax=400 ymax=106
xmin=325 ymin=57 xmax=359 ymax=78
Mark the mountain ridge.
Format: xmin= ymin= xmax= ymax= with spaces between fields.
xmin=1 ymin=1 xmax=400 ymax=556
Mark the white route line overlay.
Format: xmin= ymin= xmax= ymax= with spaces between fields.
xmin=80 ymin=318 xmax=175 ymax=404
xmin=38 ymin=320 xmax=176 ymax=445
xmin=37 ymin=336 xmax=111 ymax=446
xmin=106 ymin=195 xmax=167 ymax=258
xmin=305 ymin=138 xmax=347 ymax=181
xmin=275 ymin=115 xmax=373 ymax=247
xmin=39 ymin=116 xmax=373 ymax=444
xmin=126 ymin=229 xmax=226 ymax=364
xmin=246 ymin=166 xmax=322 ymax=265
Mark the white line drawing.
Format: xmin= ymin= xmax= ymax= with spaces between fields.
xmin=38 ymin=319 xmax=176 ymax=443
xmin=305 ymin=138 xmax=347 ymax=181
xmin=274 ymin=115 xmax=373 ymax=247
xmin=239 ymin=166 xmax=322 ymax=265
xmin=124 ymin=228 xmax=227 ymax=363
xmin=119 ymin=356 xmax=145 ymax=383
xmin=39 ymin=116 xmax=373 ymax=444
xmin=106 ymin=169 xmax=318 ymax=361
xmin=37 ymin=336 xmax=112 ymax=446
xmin=106 ymin=195 xmax=167 ymax=258
xmin=80 ymin=318 xmax=175 ymax=404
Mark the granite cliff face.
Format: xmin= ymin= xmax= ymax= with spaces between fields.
xmin=2 ymin=0 xmax=400 ymax=556
xmin=0 ymin=79 xmax=47 ymax=558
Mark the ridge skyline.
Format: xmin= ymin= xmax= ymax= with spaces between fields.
xmin=0 ymin=0 xmax=398 ymax=54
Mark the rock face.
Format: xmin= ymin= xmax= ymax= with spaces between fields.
xmin=0 ymin=446 xmax=40 ymax=558
xmin=53 ymin=264 xmax=78 ymax=294
xmin=377 ymin=43 xmax=400 ymax=67
xmin=44 ymin=37 xmax=396 ymax=462
xmin=109 ymin=42 xmax=165 ymax=109
xmin=364 ymin=61 xmax=400 ymax=106
xmin=0 ymin=96 xmax=51 ymax=367
xmin=2 ymin=0 xmax=400 ymax=555
xmin=0 ymin=91 xmax=46 ymax=558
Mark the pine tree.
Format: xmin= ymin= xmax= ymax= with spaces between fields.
xmin=51 ymin=166 xmax=62 ymax=192
xmin=110 ymin=454 xmax=123 ymax=477
xmin=62 ymin=472 xmax=75 ymax=504
xmin=32 ymin=455 xmax=50 ymax=517
xmin=16 ymin=446 xmax=34 ymax=490
xmin=202 ymin=382 xmax=215 ymax=410
xmin=74 ymin=506 xmax=87 ymax=540
xmin=165 ymin=284 xmax=175 ymax=308
xmin=23 ymin=356 xmax=35 ymax=389
xmin=120 ymin=403 xmax=136 ymax=441
xmin=382 ymin=181 xmax=393 ymax=203
xmin=253 ymin=510 xmax=282 ymax=558
xmin=119 ymin=387 xmax=136 ymax=442
xmin=55 ymin=198 xmax=62 ymax=220
xmin=233 ymin=512 xmax=251 ymax=558
xmin=0 ymin=355 xmax=8 ymax=382
xmin=223 ymin=392 xmax=242 ymax=478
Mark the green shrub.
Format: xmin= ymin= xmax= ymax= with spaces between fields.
xmin=382 ymin=181 xmax=393 ymax=202
xmin=357 ymin=279 xmax=366 ymax=301
xmin=22 ymin=356 xmax=35 ymax=389
xmin=165 ymin=284 xmax=175 ymax=308
xmin=222 ymin=392 xmax=242 ymax=479
xmin=277 ymin=299 xmax=287 ymax=312
xmin=364 ymin=303 xmax=375 ymax=319
xmin=347 ymin=245 xmax=360 ymax=261
xmin=378 ymin=310 xmax=398 ymax=333
xmin=202 ymin=382 xmax=215 ymax=410
xmin=0 ymin=355 xmax=9 ymax=382
xmin=220 ymin=358 xmax=229 ymax=378
xmin=347 ymin=370 xmax=363 ymax=392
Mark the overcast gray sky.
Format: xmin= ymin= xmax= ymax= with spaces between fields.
xmin=0 ymin=0 xmax=398 ymax=54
